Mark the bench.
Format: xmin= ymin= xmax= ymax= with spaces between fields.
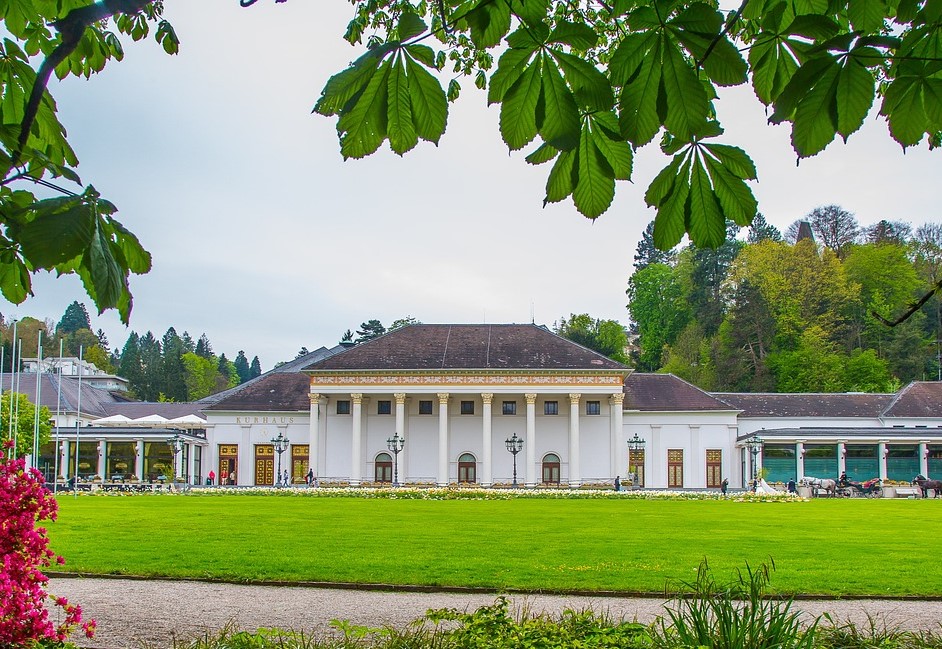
xmin=894 ymin=487 xmax=921 ymax=498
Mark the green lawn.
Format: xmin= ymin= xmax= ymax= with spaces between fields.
xmin=46 ymin=495 xmax=941 ymax=596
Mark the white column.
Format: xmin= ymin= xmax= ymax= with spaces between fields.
xmin=395 ymin=393 xmax=407 ymax=484
xmin=350 ymin=393 xmax=363 ymax=486
xmin=309 ymin=393 xmax=321 ymax=480
xmin=837 ymin=440 xmax=846 ymax=477
xmin=437 ymin=393 xmax=449 ymax=486
xmin=97 ymin=440 xmax=106 ymax=480
xmin=796 ymin=441 xmax=805 ymax=480
xmin=135 ymin=440 xmax=144 ymax=481
xmin=568 ymin=393 xmax=581 ymax=488
xmin=187 ymin=443 xmax=196 ymax=484
xmin=649 ymin=424 xmax=661 ymax=488
xmin=525 ymin=393 xmax=537 ymax=487
xmin=609 ymin=393 xmax=624 ymax=479
xmin=878 ymin=441 xmax=888 ymax=481
xmin=481 ymin=393 xmax=493 ymax=487
xmin=60 ymin=440 xmax=70 ymax=480
xmin=919 ymin=441 xmax=929 ymax=477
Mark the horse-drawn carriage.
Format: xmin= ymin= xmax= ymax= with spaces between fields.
xmin=837 ymin=477 xmax=882 ymax=498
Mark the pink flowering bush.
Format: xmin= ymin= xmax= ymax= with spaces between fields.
xmin=0 ymin=441 xmax=96 ymax=645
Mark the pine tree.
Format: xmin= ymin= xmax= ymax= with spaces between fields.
xmin=195 ymin=334 xmax=214 ymax=358
xmin=234 ymin=351 xmax=251 ymax=384
xmin=355 ymin=320 xmax=386 ymax=343
xmin=160 ymin=327 xmax=187 ymax=401
xmin=57 ymin=301 xmax=91 ymax=334
xmin=118 ymin=333 xmax=143 ymax=397
xmin=633 ymin=222 xmax=676 ymax=271
xmin=249 ymin=356 xmax=262 ymax=379
xmin=137 ymin=332 xmax=163 ymax=401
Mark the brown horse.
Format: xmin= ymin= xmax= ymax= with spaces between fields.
xmin=912 ymin=475 xmax=942 ymax=498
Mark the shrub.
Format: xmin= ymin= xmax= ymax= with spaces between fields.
xmin=0 ymin=441 xmax=95 ymax=644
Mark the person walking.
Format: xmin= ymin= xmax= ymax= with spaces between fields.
xmin=208 ymin=469 xmax=216 ymax=486
xmin=614 ymin=476 xmax=621 ymax=492
xmin=721 ymin=478 xmax=728 ymax=495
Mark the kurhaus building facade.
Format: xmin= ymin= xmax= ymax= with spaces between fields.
xmin=27 ymin=323 xmax=942 ymax=489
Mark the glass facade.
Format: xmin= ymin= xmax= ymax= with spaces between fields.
xmin=844 ymin=444 xmax=878 ymax=481
xmin=762 ymin=445 xmax=796 ymax=483
xmin=144 ymin=442 xmax=173 ymax=482
xmin=886 ymin=445 xmax=919 ymax=481
xmin=803 ymin=444 xmax=837 ymax=478
xmin=107 ymin=442 xmax=137 ymax=480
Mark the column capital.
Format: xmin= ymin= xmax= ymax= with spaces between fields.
xmin=309 ymin=393 xmax=321 ymax=404
xmin=609 ymin=392 xmax=624 ymax=406
xmin=394 ymin=393 xmax=407 ymax=405
xmin=525 ymin=393 xmax=537 ymax=405
xmin=481 ymin=392 xmax=493 ymax=405
xmin=351 ymin=393 xmax=363 ymax=405
xmin=569 ymin=393 xmax=581 ymax=404
xmin=437 ymin=392 xmax=450 ymax=404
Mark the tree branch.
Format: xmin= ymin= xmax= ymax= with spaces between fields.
xmin=13 ymin=0 xmax=154 ymax=166
xmin=871 ymin=279 xmax=942 ymax=327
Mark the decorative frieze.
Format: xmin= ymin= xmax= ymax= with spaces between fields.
xmin=310 ymin=373 xmax=624 ymax=387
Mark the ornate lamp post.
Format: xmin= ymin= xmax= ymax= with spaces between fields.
xmin=386 ymin=431 xmax=404 ymax=487
xmin=167 ymin=434 xmax=185 ymax=484
xmin=505 ymin=432 xmax=523 ymax=488
xmin=745 ymin=435 xmax=764 ymax=486
xmin=627 ymin=433 xmax=646 ymax=487
xmin=271 ymin=431 xmax=289 ymax=487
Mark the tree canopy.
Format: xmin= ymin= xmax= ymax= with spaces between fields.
xmin=304 ymin=0 xmax=941 ymax=252
xmin=0 ymin=1 xmax=179 ymax=321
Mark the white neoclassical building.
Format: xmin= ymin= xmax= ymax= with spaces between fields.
xmin=21 ymin=323 xmax=942 ymax=489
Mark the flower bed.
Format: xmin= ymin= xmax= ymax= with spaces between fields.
xmin=71 ymin=485 xmax=807 ymax=502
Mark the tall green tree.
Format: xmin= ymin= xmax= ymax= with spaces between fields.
xmin=249 ymin=356 xmax=262 ymax=379
xmin=233 ymin=351 xmax=251 ymax=384
xmin=118 ymin=333 xmax=143 ymax=395
xmin=182 ymin=352 xmax=220 ymax=401
xmin=195 ymin=334 xmax=214 ymax=359
xmin=355 ymin=320 xmax=386 ymax=343
xmin=0 ymin=392 xmax=51 ymax=458
xmin=0 ymin=2 xmax=173 ymax=318
xmin=633 ymin=222 xmax=675 ymax=271
xmin=627 ymin=263 xmax=690 ymax=371
xmin=160 ymin=327 xmax=187 ymax=401
xmin=137 ymin=332 xmax=162 ymax=401
xmin=554 ymin=314 xmax=629 ymax=363
xmin=56 ymin=302 xmax=91 ymax=334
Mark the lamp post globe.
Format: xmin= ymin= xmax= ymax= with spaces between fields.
xmin=505 ymin=432 xmax=524 ymax=488
xmin=386 ymin=432 xmax=404 ymax=487
xmin=271 ymin=431 xmax=289 ymax=487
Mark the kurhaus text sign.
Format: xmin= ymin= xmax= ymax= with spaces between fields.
xmin=234 ymin=416 xmax=296 ymax=425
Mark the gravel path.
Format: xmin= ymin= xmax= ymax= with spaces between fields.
xmin=49 ymin=578 xmax=942 ymax=649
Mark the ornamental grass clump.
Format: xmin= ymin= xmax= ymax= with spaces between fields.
xmin=658 ymin=559 xmax=815 ymax=649
xmin=0 ymin=441 xmax=96 ymax=644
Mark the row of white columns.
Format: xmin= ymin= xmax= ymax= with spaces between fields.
xmin=308 ymin=391 xmax=626 ymax=487
xmin=770 ymin=441 xmax=933 ymax=480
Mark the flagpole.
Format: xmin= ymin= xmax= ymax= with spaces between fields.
xmin=6 ymin=319 xmax=17 ymax=459
xmin=32 ymin=331 xmax=43 ymax=469
xmin=74 ymin=346 xmax=83 ymax=499
xmin=12 ymin=338 xmax=21 ymax=459
xmin=53 ymin=340 xmax=63 ymax=495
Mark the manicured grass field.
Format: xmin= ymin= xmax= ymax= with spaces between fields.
xmin=47 ymin=495 xmax=941 ymax=597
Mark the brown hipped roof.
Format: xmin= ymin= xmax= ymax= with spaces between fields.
xmin=624 ymin=374 xmax=733 ymax=411
xmin=304 ymin=324 xmax=628 ymax=372
xmin=713 ymin=392 xmax=894 ymax=418
xmin=882 ymin=382 xmax=942 ymax=418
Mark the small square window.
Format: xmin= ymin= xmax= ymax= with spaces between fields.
xmin=586 ymin=400 xmax=601 ymax=415
xmin=377 ymin=400 xmax=391 ymax=415
xmin=418 ymin=400 xmax=433 ymax=415
xmin=502 ymin=401 xmax=516 ymax=416
xmin=460 ymin=400 xmax=475 ymax=415
xmin=544 ymin=401 xmax=558 ymax=416
xmin=336 ymin=400 xmax=351 ymax=415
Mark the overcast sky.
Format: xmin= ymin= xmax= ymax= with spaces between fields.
xmin=4 ymin=2 xmax=941 ymax=370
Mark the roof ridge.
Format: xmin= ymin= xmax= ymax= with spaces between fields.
xmin=441 ymin=325 xmax=451 ymax=369
xmin=485 ymin=325 xmax=492 ymax=368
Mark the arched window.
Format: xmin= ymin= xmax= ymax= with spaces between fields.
xmin=375 ymin=452 xmax=392 ymax=483
xmin=458 ymin=453 xmax=476 ymax=483
xmin=542 ymin=453 xmax=560 ymax=484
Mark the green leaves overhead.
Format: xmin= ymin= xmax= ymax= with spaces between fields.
xmin=317 ymin=0 xmax=940 ymax=251
xmin=315 ymin=41 xmax=447 ymax=158
xmin=645 ymin=140 xmax=758 ymax=249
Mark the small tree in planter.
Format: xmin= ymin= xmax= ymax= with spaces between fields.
xmin=0 ymin=440 xmax=96 ymax=643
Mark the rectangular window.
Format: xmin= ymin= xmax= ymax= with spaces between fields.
xmin=336 ymin=400 xmax=351 ymax=415
xmin=502 ymin=401 xmax=516 ymax=415
xmin=460 ymin=400 xmax=475 ymax=415
xmin=418 ymin=400 xmax=433 ymax=415
xmin=377 ymin=400 xmax=391 ymax=415
xmin=544 ymin=401 xmax=558 ymax=416
xmin=586 ymin=400 xmax=601 ymax=415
